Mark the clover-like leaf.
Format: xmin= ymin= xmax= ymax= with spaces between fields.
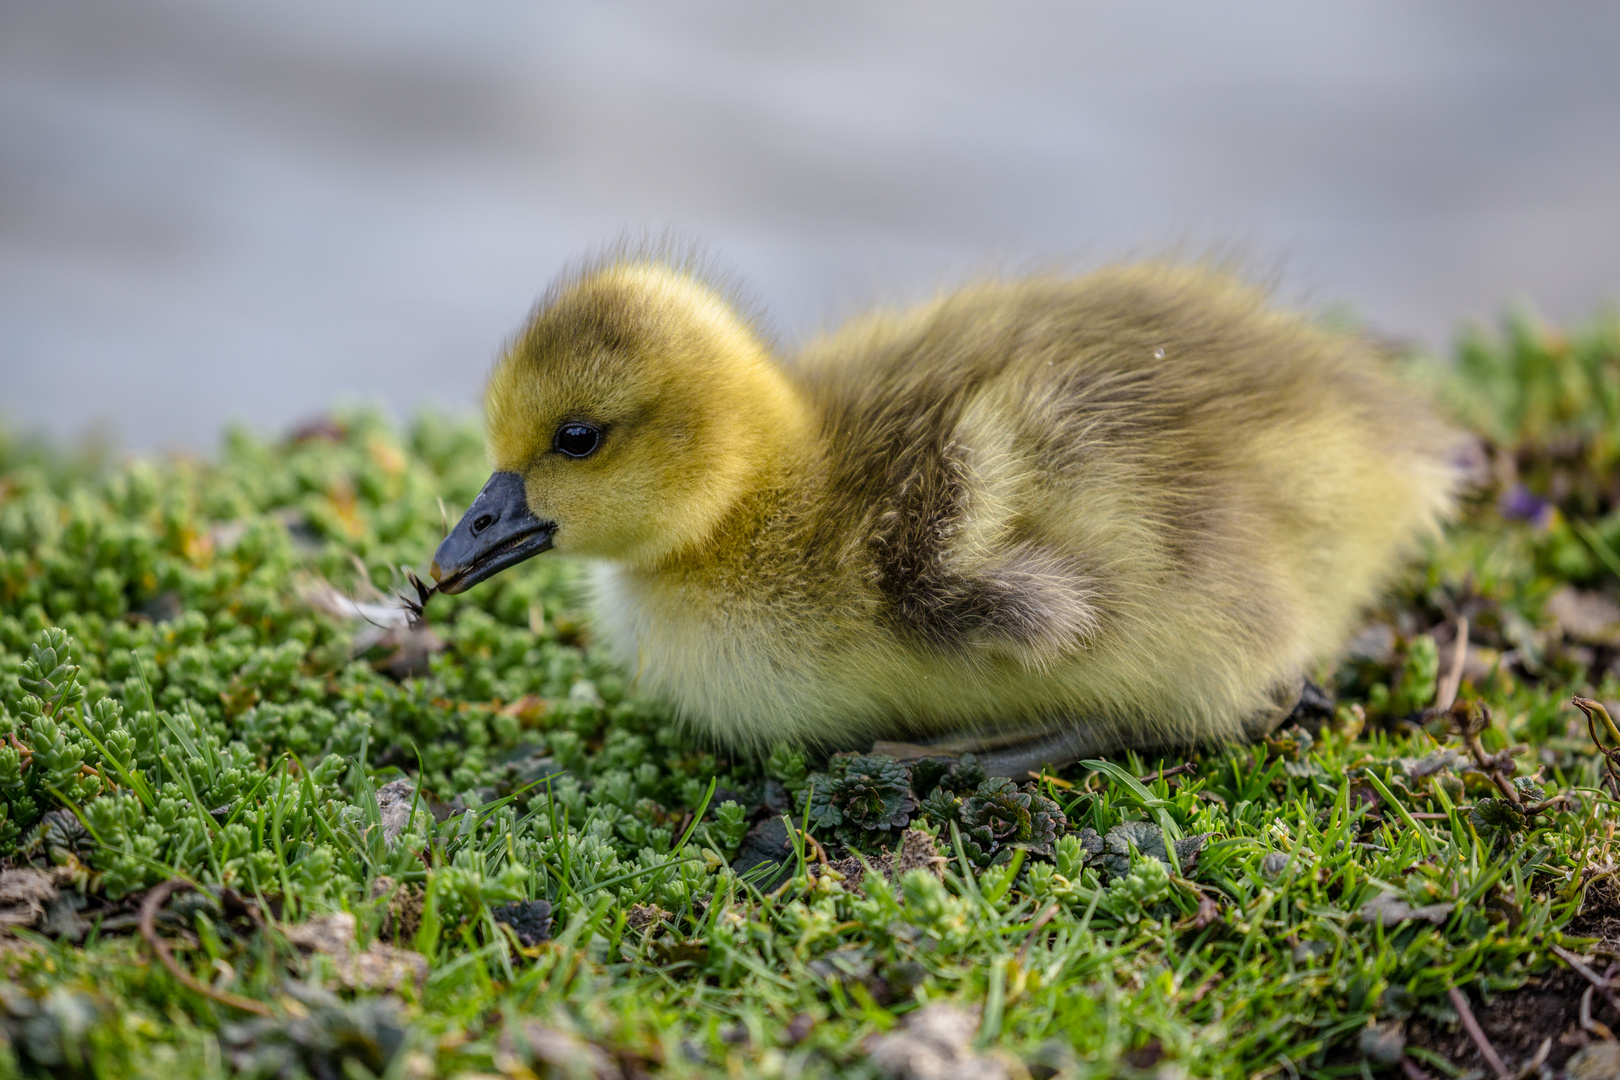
xmin=906 ymin=757 xmax=954 ymax=798
xmin=1266 ymin=725 xmax=1323 ymax=777
xmin=1469 ymin=797 xmax=1524 ymax=833
xmin=940 ymin=753 xmax=986 ymax=795
xmin=908 ymin=753 xmax=987 ymax=800
xmin=1099 ymin=822 xmax=1208 ymax=878
xmin=956 ymin=777 xmax=1066 ymax=867
xmin=1511 ymin=776 xmax=1546 ymax=803
xmin=917 ymin=786 xmax=962 ymax=828
xmin=1447 ymin=699 xmax=1492 ymax=738
xmin=1100 ymin=821 xmax=1165 ymax=878
xmin=803 ymin=753 xmax=916 ymax=847
xmin=1265 ymin=725 xmax=1314 ymax=760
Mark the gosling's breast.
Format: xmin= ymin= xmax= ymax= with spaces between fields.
xmin=585 ymin=562 xmax=881 ymax=747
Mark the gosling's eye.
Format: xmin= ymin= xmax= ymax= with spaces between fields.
xmin=553 ymin=422 xmax=601 ymax=458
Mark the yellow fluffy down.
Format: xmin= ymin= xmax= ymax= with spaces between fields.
xmin=481 ymin=258 xmax=1463 ymax=766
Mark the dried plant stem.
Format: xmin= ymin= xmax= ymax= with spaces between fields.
xmin=1514 ymin=1038 xmax=1552 ymax=1079
xmin=1447 ymin=986 xmax=1508 ymax=1080
xmin=1573 ymin=697 xmax=1620 ymax=797
xmin=1550 ymin=943 xmax=1620 ymax=1019
xmin=1434 ymin=615 xmax=1469 ymax=713
xmin=1449 ymin=700 xmax=1526 ymax=806
xmin=1015 ymin=903 xmax=1060 ymax=965
xmin=7 ymin=732 xmax=32 ymax=771
xmin=1581 ymin=987 xmax=1617 ymax=1041
xmin=1398 ymin=1058 xmax=1434 ymax=1080
xmin=1582 ymin=696 xmax=1620 ymax=746
xmin=1137 ymin=763 xmax=1198 ymax=785
xmin=346 ymin=552 xmax=381 ymax=598
xmin=139 ymin=879 xmax=274 ymax=1018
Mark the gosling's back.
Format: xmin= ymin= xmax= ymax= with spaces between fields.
xmin=589 ymin=264 xmax=1459 ymax=757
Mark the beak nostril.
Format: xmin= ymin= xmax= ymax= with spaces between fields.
xmin=432 ymin=471 xmax=550 ymax=594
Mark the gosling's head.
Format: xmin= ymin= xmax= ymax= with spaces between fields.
xmin=431 ymin=262 xmax=803 ymax=593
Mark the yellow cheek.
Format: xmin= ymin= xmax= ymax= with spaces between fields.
xmin=534 ymin=449 xmax=708 ymax=562
xmin=519 ymin=463 xmax=628 ymax=554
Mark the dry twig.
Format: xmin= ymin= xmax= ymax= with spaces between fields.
xmin=1434 ymin=615 xmax=1469 ymax=713
xmin=1399 ymin=1057 xmax=1433 ymax=1080
xmin=1581 ymin=987 xmax=1617 ymax=1042
xmin=1137 ymin=762 xmax=1199 ymax=785
xmin=7 ymin=733 xmax=32 ymax=771
xmin=139 ymin=879 xmax=274 ymax=1017
xmin=1015 ymin=903 xmax=1060 ymax=965
xmin=1573 ymin=697 xmax=1620 ymax=798
xmin=1443 ymin=699 xmax=1566 ymax=817
xmin=1550 ymin=943 xmax=1620 ymax=1020
xmin=1513 ymin=1038 xmax=1552 ymax=1080
xmin=1446 ymin=700 xmax=1525 ymax=806
xmin=1447 ymin=986 xmax=1509 ymax=1080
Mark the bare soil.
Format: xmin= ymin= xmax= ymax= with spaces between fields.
xmin=1405 ymin=899 xmax=1620 ymax=1076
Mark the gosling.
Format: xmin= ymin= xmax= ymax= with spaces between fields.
xmin=429 ymin=258 xmax=1460 ymax=776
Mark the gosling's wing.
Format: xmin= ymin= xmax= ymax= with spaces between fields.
xmin=794 ymin=282 xmax=1113 ymax=663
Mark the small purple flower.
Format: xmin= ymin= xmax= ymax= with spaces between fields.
xmin=1498 ymin=484 xmax=1553 ymax=528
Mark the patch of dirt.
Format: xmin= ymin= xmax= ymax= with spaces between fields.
xmin=1404 ymin=881 xmax=1620 ymax=1075
xmin=625 ymin=904 xmax=671 ymax=933
xmin=0 ymin=868 xmax=59 ymax=929
xmin=282 ymin=910 xmax=428 ymax=993
xmin=491 ymin=899 xmax=552 ymax=947
xmin=1567 ymin=882 xmax=1620 ymax=952
xmin=1405 ymin=966 xmax=1613 ymax=1075
xmin=819 ymin=830 xmax=947 ymax=895
xmin=383 ymin=883 xmax=425 ymax=944
xmin=894 ymin=829 xmax=947 ymax=880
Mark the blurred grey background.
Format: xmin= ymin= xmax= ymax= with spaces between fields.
xmin=3 ymin=0 xmax=1619 ymax=450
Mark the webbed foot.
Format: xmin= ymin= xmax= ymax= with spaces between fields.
xmin=870 ymin=678 xmax=1334 ymax=778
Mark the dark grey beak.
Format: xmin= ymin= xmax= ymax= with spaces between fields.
xmin=431 ymin=471 xmax=554 ymax=595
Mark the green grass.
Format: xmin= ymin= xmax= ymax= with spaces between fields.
xmin=0 ymin=307 xmax=1618 ymax=1078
